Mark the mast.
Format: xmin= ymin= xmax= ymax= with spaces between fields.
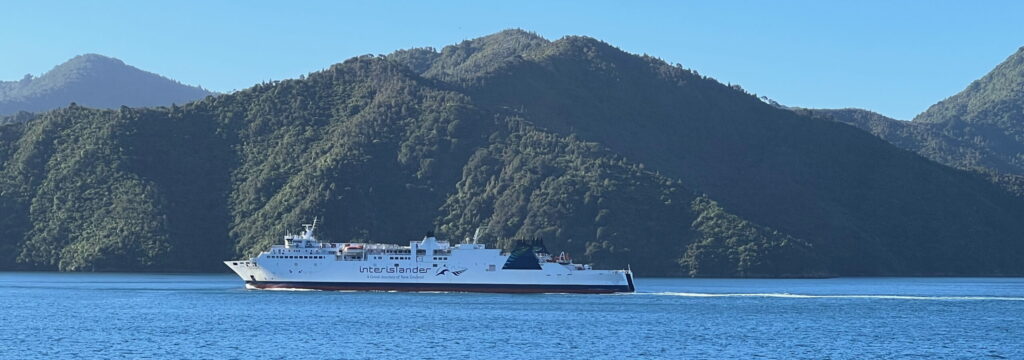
xmin=472 ymin=226 xmax=487 ymax=244
xmin=302 ymin=216 xmax=318 ymax=239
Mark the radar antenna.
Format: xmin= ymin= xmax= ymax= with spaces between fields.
xmin=472 ymin=226 xmax=487 ymax=244
xmin=302 ymin=217 xmax=318 ymax=238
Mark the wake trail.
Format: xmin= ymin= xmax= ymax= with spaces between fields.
xmin=635 ymin=292 xmax=1024 ymax=301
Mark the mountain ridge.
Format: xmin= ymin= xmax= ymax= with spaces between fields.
xmin=1 ymin=30 xmax=1022 ymax=276
xmin=818 ymin=46 xmax=1024 ymax=179
xmin=0 ymin=54 xmax=214 ymax=115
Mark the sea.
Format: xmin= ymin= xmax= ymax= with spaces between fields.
xmin=1 ymin=273 xmax=1021 ymax=359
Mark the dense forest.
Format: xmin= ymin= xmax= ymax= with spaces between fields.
xmin=816 ymin=47 xmax=1024 ymax=175
xmin=807 ymin=48 xmax=1024 ymax=197
xmin=0 ymin=54 xmax=213 ymax=115
xmin=1 ymin=30 xmax=1022 ymax=276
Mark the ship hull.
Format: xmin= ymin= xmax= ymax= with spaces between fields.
xmin=224 ymin=232 xmax=636 ymax=294
xmin=245 ymin=274 xmax=635 ymax=294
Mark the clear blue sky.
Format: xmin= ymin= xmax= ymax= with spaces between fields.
xmin=2 ymin=0 xmax=1022 ymax=120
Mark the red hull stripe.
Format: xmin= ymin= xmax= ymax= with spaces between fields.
xmin=245 ymin=280 xmax=634 ymax=294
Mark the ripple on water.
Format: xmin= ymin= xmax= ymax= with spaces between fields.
xmin=0 ymin=273 xmax=1022 ymax=359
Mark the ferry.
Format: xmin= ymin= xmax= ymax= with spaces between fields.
xmin=224 ymin=219 xmax=635 ymax=294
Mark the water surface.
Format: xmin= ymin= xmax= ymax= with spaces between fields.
xmin=1 ymin=273 xmax=1021 ymax=359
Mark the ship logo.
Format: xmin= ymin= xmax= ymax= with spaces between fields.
xmin=436 ymin=268 xmax=468 ymax=276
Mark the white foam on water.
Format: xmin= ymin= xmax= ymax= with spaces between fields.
xmin=637 ymin=292 xmax=1024 ymax=301
xmin=248 ymin=286 xmax=322 ymax=292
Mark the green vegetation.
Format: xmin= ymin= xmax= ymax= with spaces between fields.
xmin=682 ymin=196 xmax=825 ymax=277
xmin=1 ymin=31 xmax=1023 ymax=276
xmin=819 ymin=48 xmax=1024 ymax=177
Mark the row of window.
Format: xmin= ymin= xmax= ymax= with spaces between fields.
xmin=266 ymin=254 xmax=451 ymax=261
xmin=367 ymin=256 xmax=450 ymax=261
xmin=367 ymin=256 xmax=412 ymax=260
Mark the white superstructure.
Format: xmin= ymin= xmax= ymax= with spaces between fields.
xmin=225 ymin=219 xmax=635 ymax=293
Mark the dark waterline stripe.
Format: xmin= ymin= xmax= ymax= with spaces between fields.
xmin=244 ymin=280 xmax=634 ymax=294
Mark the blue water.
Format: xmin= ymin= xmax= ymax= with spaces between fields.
xmin=1 ymin=273 xmax=1021 ymax=359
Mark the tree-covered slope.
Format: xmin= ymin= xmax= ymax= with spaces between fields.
xmin=0 ymin=54 xmax=811 ymax=276
xmin=0 ymin=54 xmax=214 ymax=115
xmin=397 ymin=31 xmax=1024 ymax=275
xmin=802 ymin=108 xmax=1019 ymax=173
xmin=808 ymin=48 xmax=1024 ymax=192
xmin=890 ymin=47 xmax=1024 ymax=175
xmin=915 ymin=47 xmax=1024 ymax=128
xmin=1 ymin=31 xmax=1023 ymax=276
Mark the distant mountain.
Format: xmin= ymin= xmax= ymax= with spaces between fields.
xmin=915 ymin=47 xmax=1024 ymax=127
xmin=801 ymin=108 xmax=1020 ymax=174
xmin=0 ymin=54 xmax=214 ymax=115
xmin=1 ymin=30 xmax=1022 ymax=276
xmin=912 ymin=47 xmax=1024 ymax=173
xmin=822 ymin=48 xmax=1024 ymax=175
xmin=0 ymin=111 xmax=35 ymax=126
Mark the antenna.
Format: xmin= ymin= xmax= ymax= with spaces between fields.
xmin=472 ymin=226 xmax=487 ymax=244
xmin=302 ymin=216 xmax=318 ymax=238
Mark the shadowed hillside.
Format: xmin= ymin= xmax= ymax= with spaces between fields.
xmin=1 ymin=30 xmax=1022 ymax=276
xmin=821 ymin=48 xmax=1024 ymax=177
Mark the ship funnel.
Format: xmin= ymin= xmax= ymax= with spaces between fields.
xmin=420 ymin=231 xmax=438 ymax=259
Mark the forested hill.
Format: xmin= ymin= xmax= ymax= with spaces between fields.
xmin=915 ymin=47 xmax=1024 ymax=127
xmin=0 ymin=54 xmax=214 ymax=115
xmin=1 ymin=30 xmax=1023 ymax=276
xmin=913 ymin=47 xmax=1024 ymax=174
xmin=801 ymin=108 xmax=1020 ymax=174
xmin=819 ymin=48 xmax=1024 ymax=176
